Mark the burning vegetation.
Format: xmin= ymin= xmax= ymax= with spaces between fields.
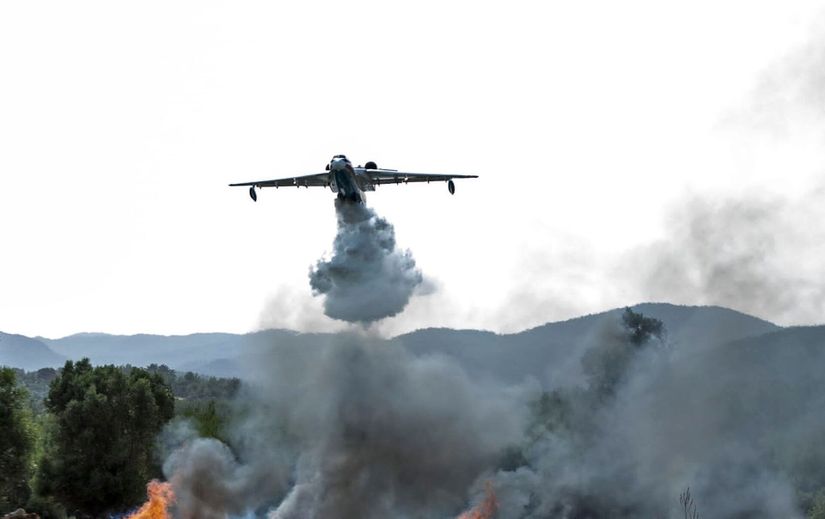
xmin=125 ymin=481 xmax=175 ymax=519
xmin=457 ymin=482 xmax=499 ymax=519
xmin=7 ymin=307 xmax=825 ymax=517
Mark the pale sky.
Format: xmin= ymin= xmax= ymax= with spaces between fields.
xmin=2 ymin=1 xmax=824 ymax=338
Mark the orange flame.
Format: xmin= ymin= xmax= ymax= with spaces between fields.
xmin=126 ymin=480 xmax=175 ymax=519
xmin=456 ymin=481 xmax=498 ymax=519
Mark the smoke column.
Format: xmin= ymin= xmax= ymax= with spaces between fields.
xmin=258 ymin=335 xmax=527 ymax=518
xmin=155 ymin=199 xmax=529 ymax=518
xmin=160 ymin=334 xmax=528 ymax=518
xmin=309 ymin=199 xmax=425 ymax=324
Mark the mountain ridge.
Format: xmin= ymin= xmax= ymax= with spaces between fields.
xmin=0 ymin=331 xmax=67 ymax=371
xmin=1 ymin=303 xmax=790 ymax=388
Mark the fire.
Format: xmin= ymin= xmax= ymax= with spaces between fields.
xmin=456 ymin=481 xmax=498 ymax=519
xmin=126 ymin=480 xmax=175 ymax=519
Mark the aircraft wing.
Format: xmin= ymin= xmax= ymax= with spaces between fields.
xmin=362 ymin=169 xmax=478 ymax=185
xmin=229 ymin=172 xmax=330 ymax=188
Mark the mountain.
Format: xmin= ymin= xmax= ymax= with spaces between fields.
xmin=630 ymin=302 xmax=779 ymax=348
xmin=2 ymin=304 xmax=784 ymax=387
xmin=43 ymin=332 xmax=246 ymax=367
xmin=394 ymin=303 xmax=780 ymax=386
xmin=0 ymin=332 xmax=66 ymax=371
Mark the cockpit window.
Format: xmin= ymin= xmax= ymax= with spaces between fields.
xmin=332 ymin=154 xmax=347 ymax=160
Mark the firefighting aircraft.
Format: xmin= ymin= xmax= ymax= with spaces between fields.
xmin=229 ymin=154 xmax=478 ymax=203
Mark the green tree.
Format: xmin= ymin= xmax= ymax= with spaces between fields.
xmin=177 ymin=399 xmax=230 ymax=442
xmin=0 ymin=367 xmax=35 ymax=513
xmin=621 ymin=307 xmax=665 ymax=346
xmin=810 ymin=489 xmax=825 ymax=519
xmin=35 ymin=359 xmax=174 ymax=517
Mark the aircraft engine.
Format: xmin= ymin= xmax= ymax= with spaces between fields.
xmin=249 ymin=186 xmax=258 ymax=202
xmin=448 ymin=180 xmax=455 ymax=194
xmin=365 ymin=161 xmax=378 ymax=169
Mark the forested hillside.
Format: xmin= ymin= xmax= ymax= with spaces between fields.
xmin=1 ymin=364 xmax=240 ymax=518
xmin=3 ymin=306 xmax=825 ymax=517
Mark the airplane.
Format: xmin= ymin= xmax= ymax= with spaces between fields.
xmin=229 ymin=154 xmax=478 ymax=203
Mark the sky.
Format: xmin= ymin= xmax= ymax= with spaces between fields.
xmin=1 ymin=1 xmax=824 ymax=338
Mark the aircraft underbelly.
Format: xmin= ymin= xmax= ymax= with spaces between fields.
xmin=333 ymin=169 xmax=365 ymax=202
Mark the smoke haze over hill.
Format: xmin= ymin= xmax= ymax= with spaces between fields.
xmin=5 ymin=305 xmax=825 ymax=517
xmin=138 ymin=306 xmax=825 ymax=518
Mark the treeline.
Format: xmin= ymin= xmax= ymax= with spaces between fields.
xmin=0 ymin=361 xmax=239 ymax=518
xmin=10 ymin=364 xmax=240 ymax=408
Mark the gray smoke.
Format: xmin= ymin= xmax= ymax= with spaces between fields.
xmin=309 ymin=199 xmax=426 ymax=324
xmin=258 ymin=335 xmax=527 ymax=518
xmin=161 ymin=333 xmax=528 ymax=518
xmin=622 ymin=190 xmax=825 ymax=325
xmin=159 ymin=421 xmax=292 ymax=518
xmin=485 ymin=312 xmax=822 ymax=518
xmin=157 ymin=307 xmax=825 ymax=518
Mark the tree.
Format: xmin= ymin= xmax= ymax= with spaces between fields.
xmin=176 ymin=399 xmax=230 ymax=442
xmin=809 ymin=489 xmax=825 ymax=519
xmin=35 ymin=359 xmax=174 ymax=517
xmin=581 ymin=308 xmax=665 ymax=398
xmin=621 ymin=307 xmax=665 ymax=346
xmin=680 ymin=487 xmax=699 ymax=519
xmin=0 ymin=367 xmax=35 ymax=513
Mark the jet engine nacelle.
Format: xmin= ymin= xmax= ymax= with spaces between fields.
xmin=365 ymin=161 xmax=378 ymax=169
xmin=249 ymin=186 xmax=257 ymax=202
xmin=448 ymin=180 xmax=455 ymax=195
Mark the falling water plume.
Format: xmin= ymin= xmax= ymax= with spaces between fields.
xmin=309 ymin=198 xmax=425 ymax=324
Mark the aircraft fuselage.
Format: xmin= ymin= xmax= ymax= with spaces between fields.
xmin=329 ymin=155 xmax=371 ymax=203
